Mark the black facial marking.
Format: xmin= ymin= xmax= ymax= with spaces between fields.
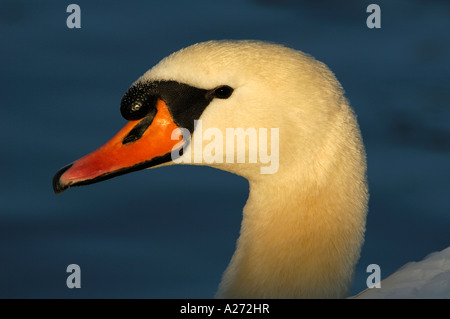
xmin=121 ymin=83 xmax=158 ymax=121
xmin=121 ymin=81 xmax=234 ymax=134
xmin=155 ymin=81 xmax=213 ymax=133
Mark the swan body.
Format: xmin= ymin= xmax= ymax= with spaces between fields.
xmin=54 ymin=40 xmax=369 ymax=298
xmin=354 ymin=247 xmax=450 ymax=299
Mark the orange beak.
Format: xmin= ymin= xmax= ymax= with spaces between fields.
xmin=53 ymin=99 xmax=182 ymax=194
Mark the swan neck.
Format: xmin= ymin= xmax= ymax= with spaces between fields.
xmin=216 ymin=109 xmax=368 ymax=298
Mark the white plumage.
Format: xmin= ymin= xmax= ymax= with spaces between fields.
xmin=54 ymin=40 xmax=450 ymax=298
xmin=354 ymin=247 xmax=450 ymax=298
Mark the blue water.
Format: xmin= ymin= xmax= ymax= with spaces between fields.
xmin=1 ymin=0 xmax=449 ymax=298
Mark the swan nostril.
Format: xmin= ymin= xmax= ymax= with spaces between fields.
xmin=122 ymin=108 xmax=157 ymax=145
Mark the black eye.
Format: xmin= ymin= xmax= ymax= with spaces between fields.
xmin=120 ymin=85 xmax=157 ymax=121
xmin=212 ymin=85 xmax=233 ymax=99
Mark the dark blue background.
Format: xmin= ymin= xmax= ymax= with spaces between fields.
xmin=1 ymin=0 xmax=449 ymax=298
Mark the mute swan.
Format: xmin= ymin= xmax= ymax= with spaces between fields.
xmin=53 ymin=40 xmax=369 ymax=298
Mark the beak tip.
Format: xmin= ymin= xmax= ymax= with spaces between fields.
xmin=53 ymin=182 xmax=67 ymax=195
xmin=52 ymin=163 xmax=73 ymax=195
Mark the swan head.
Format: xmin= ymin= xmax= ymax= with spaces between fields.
xmin=53 ymin=40 xmax=368 ymax=298
xmin=53 ymin=40 xmax=353 ymax=191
